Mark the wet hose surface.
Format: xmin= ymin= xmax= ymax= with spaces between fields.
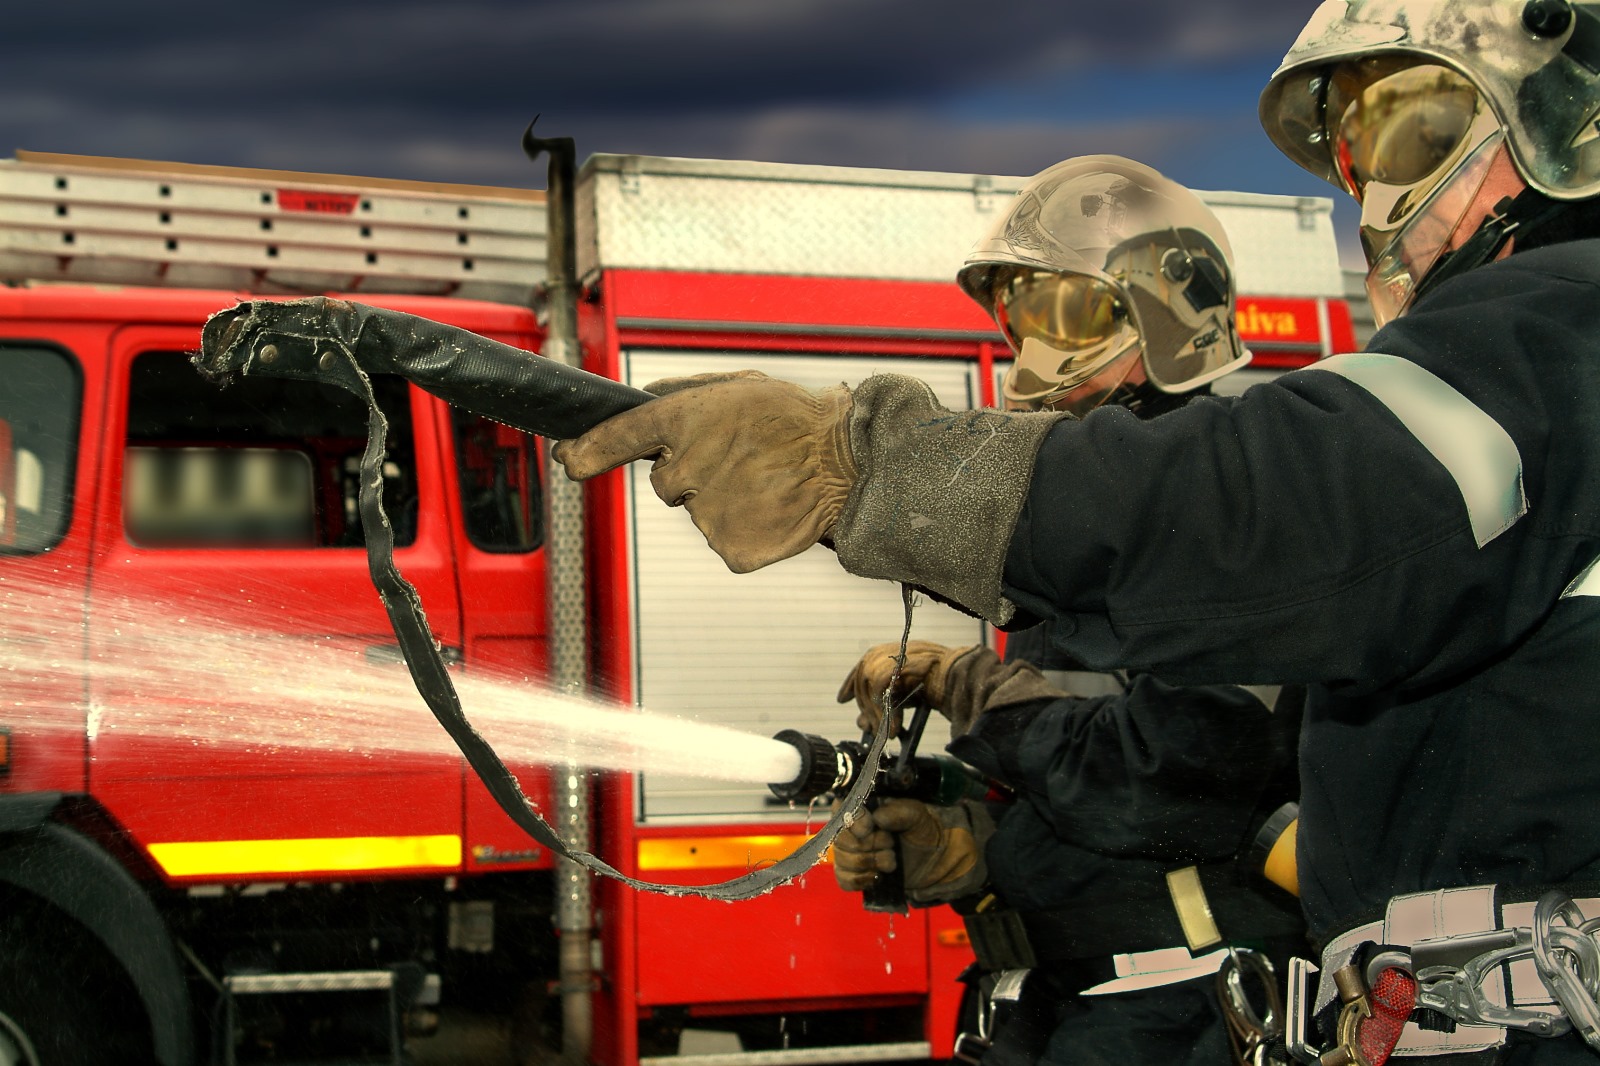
xmin=196 ymin=297 xmax=897 ymax=901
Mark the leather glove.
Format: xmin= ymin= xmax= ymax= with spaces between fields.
xmin=552 ymin=370 xmax=856 ymax=573
xmin=557 ymin=372 xmax=1064 ymax=625
xmin=832 ymin=798 xmax=991 ymax=905
xmin=837 ymin=641 xmax=973 ymax=737
xmin=939 ymin=646 xmax=1068 ymax=738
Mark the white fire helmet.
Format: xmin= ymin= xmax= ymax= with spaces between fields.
xmin=1260 ymin=0 xmax=1600 ymax=325
xmin=957 ymin=156 xmax=1249 ymax=415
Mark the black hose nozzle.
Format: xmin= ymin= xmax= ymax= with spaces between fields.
xmin=767 ymin=730 xmax=986 ymax=807
xmin=194 ymin=297 xmax=654 ymax=440
xmin=768 ymin=730 xmax=852 ymax=802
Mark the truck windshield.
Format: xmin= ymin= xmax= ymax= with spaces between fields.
xmin=0 ymin=345 xmax=81 ymax=554
xmin=124 ymin=351 xmax=418 ymax=548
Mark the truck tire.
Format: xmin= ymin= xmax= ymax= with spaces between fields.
xmin=0 ymin=888 xmax=159 ymax=1066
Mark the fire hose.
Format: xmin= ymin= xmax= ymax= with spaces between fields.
xmin=195 ymin=296 xmax=903 ymax=902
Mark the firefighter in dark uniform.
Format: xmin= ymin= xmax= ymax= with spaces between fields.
xmin=826 ymin=158 xmax=1304 ymax=1066
xmin=555 ymin=3 xmax=1600 ymax=1059
xmin=834 ymin=638 xmax=1301 ymax=1066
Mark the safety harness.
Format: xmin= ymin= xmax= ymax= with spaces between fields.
xmin=1284 ymin=564 xmax=1600 ymax=1064
xmin=1289 ymin=887 xmax=1600 ymax=1065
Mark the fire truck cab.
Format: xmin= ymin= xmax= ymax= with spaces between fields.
xmin=0 ymin=149 xmax=1354 ymax=1065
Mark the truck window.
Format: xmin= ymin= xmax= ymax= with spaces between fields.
xmin=0 ymin=345 xmax=81 ymax=554
xmin=124 ymin=351 xmax=418 ymax=548
xmin=452 ymin=408 xmax=542 ymax=552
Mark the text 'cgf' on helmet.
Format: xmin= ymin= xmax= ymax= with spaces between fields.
xmin=1259 ymin=0 xmax=1600 ymax=325
xmin=956 ymin=156 xmax=1250 ymax=417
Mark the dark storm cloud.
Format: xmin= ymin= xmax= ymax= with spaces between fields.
xmin=7 ymin=1 xmax=1315 ymax=115
xmin=1 ymin=0 xmax=1332 ymax=216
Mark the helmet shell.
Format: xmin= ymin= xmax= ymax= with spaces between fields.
xmin=958 ymin=155 xmax=1249 ymax=397
xmin=1260 ymin=0 xmax=1600 ymax=201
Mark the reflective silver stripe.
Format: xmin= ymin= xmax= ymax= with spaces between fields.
xmin=1564 ymin=556 xmax=1600 ymax=599
xmin=1039 ymin=669 xmax=1124 ymax=698
xmin=1307 ymin=353 xmax=1526 ymax=547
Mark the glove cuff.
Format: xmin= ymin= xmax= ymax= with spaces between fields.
xmin=833 ymin=375 xmax=1067 ymax=626
xmin=815 ymin=384 xmax=859 ymax=539
xmin=941 ymin=647 xmax=1067 ymax=738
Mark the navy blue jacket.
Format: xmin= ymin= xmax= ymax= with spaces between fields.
xmin=948 ymin=630 xmax=1301 ymax=956
xmin=1000 ymin=241 xmax=1600 ymax=941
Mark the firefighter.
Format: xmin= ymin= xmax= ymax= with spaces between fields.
xmin=828 ymin=158 xmax=1302 ymax=1066
xmin=554 ymin=2 xmax=1600 ymax=1059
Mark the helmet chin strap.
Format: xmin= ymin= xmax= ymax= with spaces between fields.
xmin=1411 ymin=186 xmax=1571 ymax=303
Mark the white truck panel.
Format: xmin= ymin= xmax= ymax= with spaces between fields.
xmin=624 ymin=350 xmax=988 ymax=823
xmin=576 ymin=154 xmax=1344 ymax=299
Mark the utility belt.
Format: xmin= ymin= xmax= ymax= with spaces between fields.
xmin=954 ymin=948 xmax=1287 ymax=1066
xmin=960 ymin=858 xmax=1304 ymax=982
xmin=954 ymin=860 xmax=1301 ymax=1065
xmin=1286 ymin=884 xmax=1600 ymax=1065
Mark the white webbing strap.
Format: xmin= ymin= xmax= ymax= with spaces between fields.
xmin=1080 ymin=946 xmax=1231 ymax=996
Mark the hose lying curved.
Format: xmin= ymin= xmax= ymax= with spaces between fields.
xmin=195 ymin=297 xmax=897 ymax=902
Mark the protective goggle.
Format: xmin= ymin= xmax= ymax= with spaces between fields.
xmin=994 ymin=268 xmax=1141 ymax=412
xmin=994 ymin=269 xmax=1127 ymax=360
xmin=1324 ymin=59 xmax=1484 ymax=203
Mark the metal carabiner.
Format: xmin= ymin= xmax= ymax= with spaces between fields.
xmin=1533 ymin=891 xmax=1600 ymax=1052
xmin=1217 ymin=948 xmax=1285 ymax=1066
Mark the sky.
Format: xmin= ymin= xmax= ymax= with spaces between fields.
xmin=1 ymin=0 xmax=1361 ymax=267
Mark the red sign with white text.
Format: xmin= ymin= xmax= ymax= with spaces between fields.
xmin=1235 ymin=296 xmax=1323 ymax=347
xmin=275 ymin=188 xmax=360 ymax=215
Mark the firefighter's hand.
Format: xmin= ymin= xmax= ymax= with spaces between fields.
xmin=832 ymin=799 xmax=991 ymax=904
xmin=552 ymin=370 xmax=856 ymax=573
xmin=837 ymin=642 xmax=974 ymax=737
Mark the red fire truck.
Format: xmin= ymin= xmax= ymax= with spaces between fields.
xmin=0 ymin=149 xmax=1356 ymax=1066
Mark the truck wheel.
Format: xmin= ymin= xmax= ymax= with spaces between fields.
xmin=0 ymin=890 xmax=158 ymax=1065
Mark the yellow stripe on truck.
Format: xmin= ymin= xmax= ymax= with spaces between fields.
xmin=148 ymin=834 xmax=463 ymax=878
xmin=637 ymin=834 xmax=831 ymax=871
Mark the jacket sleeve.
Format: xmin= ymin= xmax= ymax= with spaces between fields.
xmin=950 ymin=677 xmax=1292 ymax=861
xmin=1000 ymin=259 xmax=1600 ymax=694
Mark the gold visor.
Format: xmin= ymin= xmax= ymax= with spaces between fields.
xmin=1326 ymin=60 xmax=1481 ymax=203
xmin=995 ymin=269 xmax=1125 ymax=358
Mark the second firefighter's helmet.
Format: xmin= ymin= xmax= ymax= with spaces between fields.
xmin=1259 ymin=0 xmax=1600 ymax=324
xmin=957 ymin=156 xmax=1249 ymax=415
